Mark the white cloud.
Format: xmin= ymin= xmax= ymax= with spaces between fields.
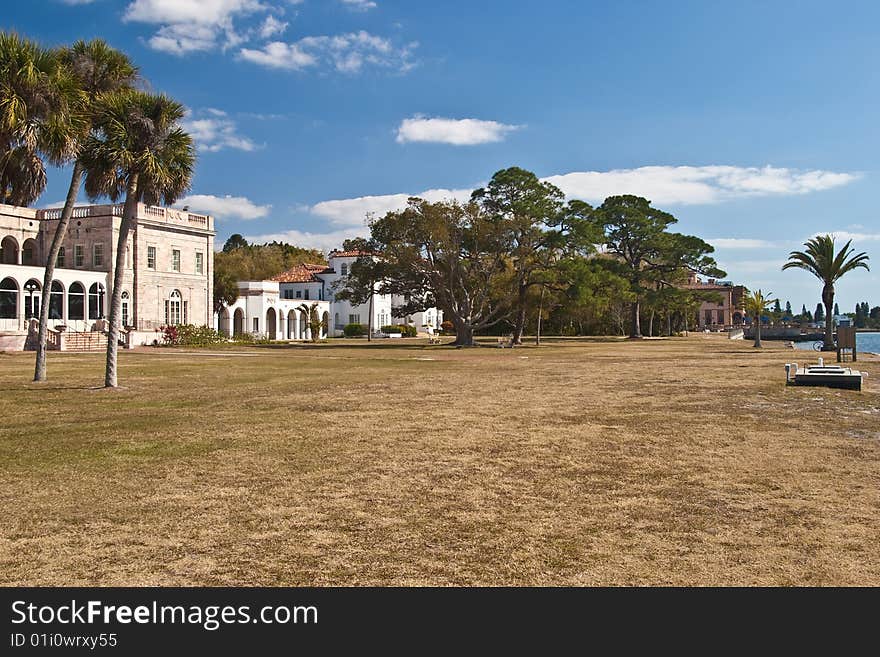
xmin=244 ymin=226 xmax=367 ymax=252
xmin=311 ymin=188 xmax=473 ymax=226
xmin=544 ymin=165 xmax=859 ymax=206
xmin=718 ymin=259 xmax=783 ymax=275
xmin=259 ymin=15 xmax=288 ymax=39
xmin=176 ymin=194 xmax=271 ymax=220
xmin=59 ymin=0 xmax=95 ymax=5
xmin=709 ymin=238 xmax=777 ymax=249
xmin=239 ymin=31 xmax=417 ymax=73
xmin=813 ymin=231 xmax=880 ymax=243
xmin=305 ymin=165 xmax=858 ymax=227
xmin=124 ymin=0 xmax=269 ymax=54
xmin=396 ymin=116 xmax=522 ymax=146
xmin=181 ymin=108 xmax=259 ymax=152
xmin=124 ymin=0 xmax=266 ymax=26
xmin=341 ymin=0 xmax=377 ymax=10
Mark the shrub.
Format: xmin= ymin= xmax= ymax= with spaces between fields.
xmin=160 ymin=324 xmax=228 ymax=347
xmin=440 ymin=320 xmax=454 ymax=334
xmin=343 ymin=323 xmax=368 ymax=337
xmin=402 ymin=324 xmax=417 ymax=337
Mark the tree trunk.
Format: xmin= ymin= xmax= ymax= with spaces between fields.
xmin=648 ymin=310 xmax=655 ymax=337
xmin=367 ymin=284 xmax=373 ymax=342
xmin=452 ymin=320 xmax=474 ymax=346
xmin=822 ymin=283 xmax=835 ymax=351
xmin=753 ymin=314 xmax=762 ymax=347
xmin=104 ymin=174 xmax=139 ymax=388
xmin=34 ymin=161 xmax=83 ymax=382
xmin=629 ymin=300 xmax=642 ymax=338
xmin=535 ymin=286 xmax=545 ymax=346
xmin=512 ymin=284 xmax=527 ymax=345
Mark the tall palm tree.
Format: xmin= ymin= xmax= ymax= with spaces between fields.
xmin=33 ymin=40 xmax=138 ymax=382
xmin=782 ymin=235 xmax=870 ymax=351
xmin=0 ymin=32 xmax=78 ymax=205
xmin=743 ymin=288 xmax=775 ymax=348
xmin=81 ymin=90 xmax=195 ymax=387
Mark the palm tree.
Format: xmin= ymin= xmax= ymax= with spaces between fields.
xmin=743 ymin=288 xmax=775 ymax=348
xmin=0 ymin=32 xmax=78 ymax=205
xmin=81 ymin=90 xmax=195 ymax=387
xmin=33 ymin=40 xmax=138 ymax=382
xmin=782 ymin=235 xmax=870 ymax=351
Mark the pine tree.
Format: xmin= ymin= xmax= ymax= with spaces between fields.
xmin=815 ymin=303 xmax=825 ymax=322
xmin=785 ymin=301 xmax=792 ymax=316
xmin=834 ymin=302 xmax=840 ymax=316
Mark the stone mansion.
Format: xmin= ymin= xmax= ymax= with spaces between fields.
xmin=0 ymin=201 xmax=214 ymax=350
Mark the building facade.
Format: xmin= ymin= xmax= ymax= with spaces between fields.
xmin=0 ymin=202 xmax=214 ymax=350
xmin=682 ymin=273 xmax=746 ymax=329
xmin=218 ymin=249 xmax=443 ymax=339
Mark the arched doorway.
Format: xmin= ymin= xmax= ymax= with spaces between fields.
xmin=0 ymin=277 xmax=18 ymax=319
xmin=1 ymin=236 xmax=19 ymax=264
xmin=121 ymin=291 xmax=130 ymax=328
xmin=22 ymin=238 xmax=38 ymax=265
xmin=49 ymin=281 xmax=64 ymax=320
xmin=287 ymin=309 xmax=297 ymax=339
xmin=321 ymin=311 xmax=330 ymax=339
xmin=68 ymin=282 xmax=85 ymax=321
xmin=88 ymin=283 xmax=106 ymax=320
xmin=23 ymin=279 xmax=41 ymax=319
xmin=218 ymin=307 xmax=231 ymax=336
xmin=266 ymin=307 xmax=277 ymax=340
xmin=233 ymin=308 xmax=244 ymax=336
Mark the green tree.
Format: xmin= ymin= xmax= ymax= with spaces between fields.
xmin=34 ymin=39 xmax=138 ymax=383
xmin=784 ymin=300 xmax=792 ymax=317
xmin=833 ymin=302 xmax=840 ymax=317
xmin=815 ymin=303 xmax=825 ymax=323
xmin=331 ymin=237 xmax=380 ymax=342
xmin=783 ymin=235 xmax=870 ymax=350
xmin=0 ymin=33 xmax=77 ymax=206
xmin=81 ymin=90 xmax=195 ymax=387
xmin=471 ymin=167 xmax=590 ymax=345
xmin=743 ymin=289 xmax=775 ymax=348
xmin=593 ymin=195 xmax=724 ymax=338
xmin=358 ymin=198 xmax=512 ymax=346
xmin=223 ymin=233 xmax=248 ymax=252
xmin=213 ymin=266 xmax=239 ymax=313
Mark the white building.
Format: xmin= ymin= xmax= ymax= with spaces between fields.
xmin=216 ymin=279 xmax=331 ymax=340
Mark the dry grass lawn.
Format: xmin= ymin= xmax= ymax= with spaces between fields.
xmin=1 ymin=335 xmax=878 ymax=586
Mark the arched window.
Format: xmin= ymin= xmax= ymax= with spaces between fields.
xmin=0 ymin=236 xmax=19 ymax=265
xmin=23 ymin=279 xmax=41 ymax=319
xmin=0 ymin=277 xmax=17 ymax=319
xmin=121 ymin=291 xmax=130 ymax=327
xmin=49 ymin=281 xmax=64 ymax=320
xmin=88 ymin=283 xmax=106 ymax=319
xmin=22 ymin=239 xmax=37 ymax=266
xmin=68 ymin=282 xmax=85 ymax=320
xmin=165 ymin=289 xmax=182 ymax=326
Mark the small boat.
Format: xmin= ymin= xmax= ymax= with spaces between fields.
xmin=784 ymin=358 xmax=866 ymax=391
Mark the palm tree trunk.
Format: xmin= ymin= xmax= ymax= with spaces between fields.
xmin=34 ymin=161 xmax=83 ymax=382
xmin=104 ymin=173 xmax=138 ymax=388
xmin=753 ymin=314 xmax=762 ymax=347
xmin=822 ymin=283 xmax=835 ymax=351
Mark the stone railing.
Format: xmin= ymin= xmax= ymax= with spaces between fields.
xmin=38 ymin=203 xmax=209 ymax=228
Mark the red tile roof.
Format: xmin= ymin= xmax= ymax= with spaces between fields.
xmin=271 ymin=263 xmax=332 ymax=283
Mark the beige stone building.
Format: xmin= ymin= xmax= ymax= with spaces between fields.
xmin=0 ymin=202 xmax=214 ymax=350
xmin=682 ymin=272 xmax=746 ymax=329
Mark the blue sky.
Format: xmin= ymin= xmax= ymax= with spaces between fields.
xmin=8 ymin=0 xmax=880 ymax=310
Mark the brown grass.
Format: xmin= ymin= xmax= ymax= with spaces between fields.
xmin=0 ymin=335 xmax=878 ymax=586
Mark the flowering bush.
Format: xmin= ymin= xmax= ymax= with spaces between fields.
xmin=160 ymin=324 xmax=227 ymax=347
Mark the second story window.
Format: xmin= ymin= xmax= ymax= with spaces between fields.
xmin=93 ymin=243 xmax=104 ymax=267
xmin=147 ymin=246 xmax=156 ymax=269
xmin=195 ymin=252 xmax=203 ymax=274
xmin=56 ymin=247 xmax=65 ymax=268
xmin=304 ymin=289 xmax=310 ymax=300
xmin=172 ymin=249 xmax=181 ymax=272
xmin=74 ymin=244 xmax=84 ymax=267
xmin=340 ymin=263 xmax=348 ymax=276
